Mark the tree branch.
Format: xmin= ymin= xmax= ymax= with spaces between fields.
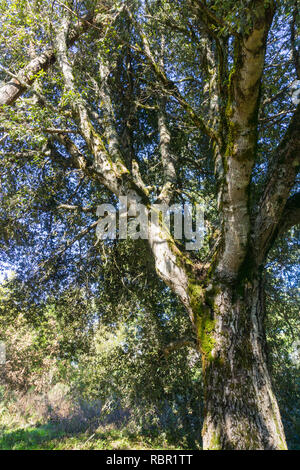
xmin=54 ymin=15 xmax=129 ymax=196
xmin=0 ymin=5 xmax=110 ymax=108
xmin=216 ymin=1 xmax=275 ymax=279
xmin=162 ymin=338 xmax=197 ymax=357
xmin=126 ymin=7 xmax=218 ymax=143
xmin=253 ymin=104 xmax=300 ymax=262
xmin=56 ymin=203 xmax=96 ymax=213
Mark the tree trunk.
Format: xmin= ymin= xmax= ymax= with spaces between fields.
xmin=191 ymin=276 xmax=287 ymax=450
xmin=148 ymin=215 xmax=287 ymax=450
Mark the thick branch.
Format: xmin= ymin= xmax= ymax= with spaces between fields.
xmin=0 ymin=5 xmax=111 ymax=108
xmin=55 ymin=15 xmax=129 ymax=196
xmin=253 ymin=105 xmax=300 ymax=262
xmin=216 ymin=2 xmax=275 ymax=279
xmin=97 ymin=62 xmax=123 ymax=161
xmin=156 ymin=96 xmax=177 ymax=204
xmin=48 ymin=136 xmax=90 ymax=172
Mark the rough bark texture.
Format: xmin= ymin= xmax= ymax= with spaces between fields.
xmin=193 ymin=278 xmax=287 ymax=450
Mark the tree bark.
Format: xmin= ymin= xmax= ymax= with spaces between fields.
xmin=190 ymin=275 xmax=287 ymax=450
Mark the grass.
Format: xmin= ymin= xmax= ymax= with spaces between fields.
xmin=0 ymin=387 xmax=201 ymax=450
xmin=0 ymin=424 xmax=191 ymax=450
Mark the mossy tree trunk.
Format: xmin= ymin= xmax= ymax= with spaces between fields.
xmin=191 ymin=276 xmax=287 ymax=450
xmin=148 ymin=220 xmax=288 ymax=449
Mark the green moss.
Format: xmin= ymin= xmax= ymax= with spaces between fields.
xmin=209 ymin=430 xmax=222 ymax=450
xmin=188 ymin=280 xmax=204 ymax=314
xmin=197 ymin=314 xmax=216 ymax=359
xmin=188 ymin=279 xmax=216 ymax=360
